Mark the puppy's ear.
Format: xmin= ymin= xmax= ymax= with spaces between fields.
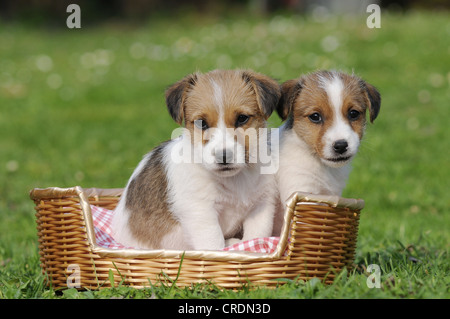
xmin=242 ymin=71 xmax=281 ymax=119
xmin=360 ymin=80 xmax=381 ymax=123
xmin=165 ymin=73 xmax=198 ymax=125
xmin=277 ymin=78 xmax=303 ymax=121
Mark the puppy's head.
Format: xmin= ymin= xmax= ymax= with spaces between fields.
xmin=166 ymin=69 xmax=280 ymax=176
xmin=277 ymin=70 xmax=381 ymax=167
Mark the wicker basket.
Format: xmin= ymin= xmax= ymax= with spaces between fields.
xmin=29 ymin=186 xmax=363 ymax=290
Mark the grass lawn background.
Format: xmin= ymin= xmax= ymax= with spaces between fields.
xmin=0 ymin=9 xmax=449 ymax=298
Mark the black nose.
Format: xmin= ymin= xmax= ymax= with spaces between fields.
xmin=215 ymin=149 xmax=234 ymax=164
xmin=333 ymin=140 xmax=348 ymax=155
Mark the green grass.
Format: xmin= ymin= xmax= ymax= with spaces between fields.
xmin=0 ymin=10 xmax=449 ymax=299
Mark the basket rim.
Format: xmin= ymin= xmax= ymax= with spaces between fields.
xmin=30 ymin=186 xmax=364 ymax=262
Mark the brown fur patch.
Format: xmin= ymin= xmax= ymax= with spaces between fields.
xmin=340 ymin=75 xmax=368 ymax=139
xmin=125 ymin=142 xmax=177 ymax=248
xmin=291 ymin=74 xmax=334 ymax=158
xmin=277 ymin=78 xmax=303 ymax=121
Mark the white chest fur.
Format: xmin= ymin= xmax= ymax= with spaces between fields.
xmin=277 ymin=128 xmax=351 ymax=202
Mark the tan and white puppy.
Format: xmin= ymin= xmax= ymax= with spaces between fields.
xmin=112 ymin=69 xmax=281 ymax=250
xmin=272 ymin=70 xmax=381 ymax=235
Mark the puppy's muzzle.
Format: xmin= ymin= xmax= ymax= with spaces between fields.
xmin=333 ymin=139 xmax=349 ymax=155
xmin=215 ymin=148 xmax=234 ymax=165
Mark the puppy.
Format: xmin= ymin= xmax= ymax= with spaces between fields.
xmin=111 ymin=69 xmax=281 ymax=250
xmin=272 ymin=70 xmax=381 ymax=235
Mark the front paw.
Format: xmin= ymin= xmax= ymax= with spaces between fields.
xmin=225 ymin=238 xmax=241 ymax=246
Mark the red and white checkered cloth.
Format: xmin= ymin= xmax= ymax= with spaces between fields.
xmin=91 ymin=205 xmax=280 ymax=253
xmin=91 ymin=205 xmax=128 ymax=249
xmin=222 ymin=236 xmax=279 ymax=253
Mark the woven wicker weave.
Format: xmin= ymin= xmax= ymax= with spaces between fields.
xmin=30 ymin=186 xmax=363 ymax=290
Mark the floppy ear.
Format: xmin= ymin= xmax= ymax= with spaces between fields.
xmin=277 ymin=78 xmax=303 ymax=121
xmin=360 ymin=80 xmax=381 ymax=123
xmin=165 ymin=73 xmax=198 ymax=125
xmin=242 ymin=70 xmax=281 ymax=119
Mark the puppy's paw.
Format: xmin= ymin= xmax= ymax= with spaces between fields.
xmin=225 ymin=238 xmax=242 ymax=247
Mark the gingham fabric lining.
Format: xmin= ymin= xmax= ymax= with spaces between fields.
xmin=91 ymin=205 xmax=280 ymax=253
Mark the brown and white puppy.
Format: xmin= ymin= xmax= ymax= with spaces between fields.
xmin=272 ymin=70 xmax=381 ymax=235
xmin=112 ymin=69 xmax=281 ymax=250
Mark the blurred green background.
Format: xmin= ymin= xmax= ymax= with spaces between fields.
xmin=0 ymin=0 xmax=449 ymax=298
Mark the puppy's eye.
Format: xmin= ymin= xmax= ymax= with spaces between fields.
xmin=348 ymin=110 xmax=361 ymax=121
xmin=235 ymin=114 xmax=250 ymax=127
xmin=308 ymin=112 xmax=323 ymax=124
xmin=194 ymin=119 xmax=208 ymax=130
